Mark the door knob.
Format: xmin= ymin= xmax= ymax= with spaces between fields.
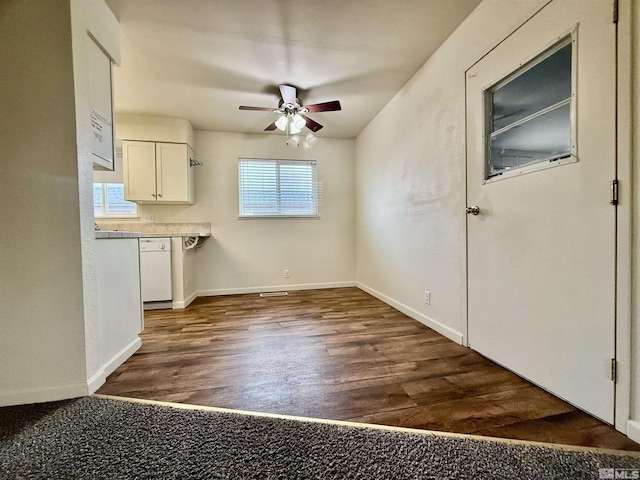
xmin=466 ymin=205 xmax=480 ymax=215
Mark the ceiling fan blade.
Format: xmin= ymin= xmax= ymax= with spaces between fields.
xmin=302 ymin=115 xmax=323 ymax=132
xmin=304 ymin=100 xmax=342 ymax=113
xmin=264 ymin=121 xmax=278 ymax=131
xmin=279 ymin=84 xmax=297 ymax=104
xmin=239 ymin=106 xmax=276 ymax=111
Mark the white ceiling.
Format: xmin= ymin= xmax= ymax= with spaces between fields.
xmin=106 ymin=0 xmax=482 ymax=139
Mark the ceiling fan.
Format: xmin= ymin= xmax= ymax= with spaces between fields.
xmin=239 ymin=84 xmax=341 ymax=134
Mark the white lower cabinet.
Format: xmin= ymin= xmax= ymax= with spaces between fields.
xmin=96 ymin=237 xmax=143 ymax=377
xmin=123 ymin=140 xmax=195 ymax=204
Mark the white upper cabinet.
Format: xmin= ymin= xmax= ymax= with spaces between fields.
xmin=156 ymin=143 xmax=194 ymax=202
xmin=122 ymin=141 xmax=155 ymax=201
xmin=123 ymin=140 xmax=195 ymax=204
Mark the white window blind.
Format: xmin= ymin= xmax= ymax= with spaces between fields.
xmin=238 ymin=158 xmax=318 ymax=217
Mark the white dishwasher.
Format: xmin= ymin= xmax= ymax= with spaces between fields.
xmin=139 ymin=237 xmax=172 ymax=308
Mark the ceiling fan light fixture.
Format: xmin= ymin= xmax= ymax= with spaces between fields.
xmin=289 ymin=121 xmax=302 ymax=135
xmin=305 ymin=132 xmax=318 ymax=146
xmin=292 ymin=113 xmax=306 ymax=131
xmin=275 ymin=115 xmax=288 ymax=131
xmin=287 ymin=134 xmax=300 ymax=147
xmin=239 ymin=85 xmax=340 ymax=137
xmin=302 ymin=133 xmax=318 ymax=150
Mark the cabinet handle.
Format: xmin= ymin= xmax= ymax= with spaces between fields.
xmin=157 ymin=193 xmax=163 ymax=198
xmin=151 ymin=193 xmax=157 ymax=197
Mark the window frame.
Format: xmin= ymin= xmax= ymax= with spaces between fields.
xmin=482 ymin=28 xmax=578 ymax=184
xmin=93 ymin=182 xmax=138 ymax=219
xmin=237 ymin=158 xmax=319 ymax=218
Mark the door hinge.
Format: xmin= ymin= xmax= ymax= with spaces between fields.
xmin=611 ymin=358 xmax=617 ymax=382
xmin=610 ymin=179 xmax=619 ymax=205
xmin=613 ymin=0 xmax=619 ymax=23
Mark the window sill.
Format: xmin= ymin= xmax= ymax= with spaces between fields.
xmin=483 ymin=155 xmax=577 ymax=184
xmin=237 ymin=215 xmax=320 ymax=219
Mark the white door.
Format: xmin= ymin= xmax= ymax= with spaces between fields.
xmin=466 ymin=0 xmax=616 ymax=423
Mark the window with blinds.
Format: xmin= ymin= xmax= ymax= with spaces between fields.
xmin=238 ymin=158 xmax=318 ymax=217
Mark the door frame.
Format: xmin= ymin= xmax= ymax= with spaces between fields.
xmin=461 ymin=0 xmax=633 ymax=434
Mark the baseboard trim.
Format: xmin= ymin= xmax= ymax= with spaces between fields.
xmin=173 ymin=290 xmax=198 ymax=309
xmin=197 ymin=281 xmax=356 ymax=297
xmin=627 ymin=420 xmax=640 ymax=443
xmin=356 ymin=282 xmax=464 ymax=345
xmin=0 ymin=382 xmax=88 ymax=407
xmin=101 ymin=337 xmax=142 ymax=378
xmin=86 ymin=369 xmax=106 ymax=394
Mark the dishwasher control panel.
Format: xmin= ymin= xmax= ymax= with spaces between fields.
xmin=140 ymin=238 xmax=171 ymax=252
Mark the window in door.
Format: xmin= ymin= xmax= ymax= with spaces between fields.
xmin=484 ymin=33 xmax=576 ymax=182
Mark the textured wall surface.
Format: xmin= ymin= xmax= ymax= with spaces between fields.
xmin=0 ymin=0 xmax=120 ymax=405
xmin=355 ymin=1 xmax=544 ymax=342
xmin=0 ymin=0 xmax=88 ymax=404
xmin=70 ymin=0 xmax=120 ymax=386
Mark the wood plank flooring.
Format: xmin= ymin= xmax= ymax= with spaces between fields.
xmin=97 ymin=287 xmax=640 ymax=451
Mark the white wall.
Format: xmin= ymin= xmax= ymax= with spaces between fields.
xmin=135 ymin=131 xmax=356 ymax=294
xmin=0 ymin=0 xmax=87 ymax=404
xmin=115 ymin=114 xmax=195 ymax=148
xmin=70 ymin=0 xmax=121 ymax=391
xmin=0 ymin=0 xmax=119 ymax=406
xmin=170 ymin=237 xmax=198 ymax=309
xmin=355 ymin=0 xmax=545 ymax=343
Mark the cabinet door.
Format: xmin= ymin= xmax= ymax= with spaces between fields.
xmin=123 ymin=141 xmax=157 ymax=202
xmin=156 ymin=143 xmax=190 ymax=203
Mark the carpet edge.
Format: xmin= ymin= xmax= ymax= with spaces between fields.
xmin=91 ymin=394 xmax=640 ymax=458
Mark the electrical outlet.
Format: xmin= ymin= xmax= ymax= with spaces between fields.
xmin=284 ymin=269 xmax=290 ymax=278
xmin=424 ymin=290 xmax=431 ymax=305
xmin=142 ymin=214 xmax=155 ymax=223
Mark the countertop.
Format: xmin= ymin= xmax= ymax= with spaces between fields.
xmin=139 ymin=232 xmax=207 ymax=238
xmin=95 ymin=222 xmax=211 ymax=238
xmin=95 ymin=231 xmax=142 ymax=239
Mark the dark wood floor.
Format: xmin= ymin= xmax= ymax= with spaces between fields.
xmin=98 ymin=287 xmax=640 ymax=451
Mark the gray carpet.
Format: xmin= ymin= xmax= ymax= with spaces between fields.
xmin=0 ymin=396 xmax=638 ymax=479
